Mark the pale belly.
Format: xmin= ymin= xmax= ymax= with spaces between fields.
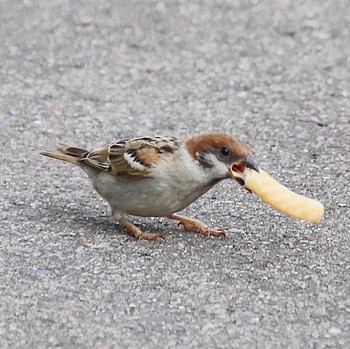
xmin=91 ymin=171 xmax=216 ymax=217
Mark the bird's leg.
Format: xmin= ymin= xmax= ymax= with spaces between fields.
xmin=169 ymin=214 xmax=226 ymax=238
xmin=112 ymin=211 xmax=164 ymax=241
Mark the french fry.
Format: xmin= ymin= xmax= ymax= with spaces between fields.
xmin=244 ymin=169 xmax=324 ymax=223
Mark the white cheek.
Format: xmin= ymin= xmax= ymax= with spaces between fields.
xmin=203 ymin=154 xmax=230 ymax=179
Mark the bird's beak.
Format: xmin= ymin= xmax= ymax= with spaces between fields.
xmin=230 ymin=155 xmax=259 ymax=186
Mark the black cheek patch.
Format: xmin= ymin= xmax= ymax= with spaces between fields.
xmin=197 ymin=153 xmax=214 ymax=169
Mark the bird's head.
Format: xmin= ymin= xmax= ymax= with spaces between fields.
xmin=185 ymin=132 xmax=259 ymax=186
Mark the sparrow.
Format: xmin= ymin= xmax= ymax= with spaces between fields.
xmin=40 ymin=132 xmax=259 ymax=240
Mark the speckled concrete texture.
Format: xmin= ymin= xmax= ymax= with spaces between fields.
xmin=0 ymin=1 xmax=349 ymax=348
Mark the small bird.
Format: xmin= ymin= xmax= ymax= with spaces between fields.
xmin=40 ymin=132 xmax=259 ymax=240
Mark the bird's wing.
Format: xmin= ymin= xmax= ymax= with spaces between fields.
xmin=79 ymin=136 xmax=180 ymax=179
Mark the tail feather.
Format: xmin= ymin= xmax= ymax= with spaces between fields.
xmin=40 ymin=144 xmax=88 ymax=165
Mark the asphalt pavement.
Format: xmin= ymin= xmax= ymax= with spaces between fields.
xmin=1 ymin=1 xmax=349 ymax=348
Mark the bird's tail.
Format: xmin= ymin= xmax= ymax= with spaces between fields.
xmin=40 ymin=144 xmax=87 ymax=165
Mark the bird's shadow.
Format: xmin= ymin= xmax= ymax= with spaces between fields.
xmin=39 ymin=201 xmax=176 ymax=239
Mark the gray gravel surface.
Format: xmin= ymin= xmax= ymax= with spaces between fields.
xmin=1 ymin=1 xmax=349 ymax=348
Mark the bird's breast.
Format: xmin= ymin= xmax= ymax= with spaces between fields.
xmin=92 ymin=167 xmax=216 ymax=217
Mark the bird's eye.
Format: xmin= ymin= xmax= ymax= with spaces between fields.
xmin=220 ymin=146 xmax=230 ymax=157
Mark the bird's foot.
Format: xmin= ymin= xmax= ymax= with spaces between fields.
xmin=170 ymin=214 xmax=226 ymax=238
xmin=117 ymin=216 xmax=165 ymax=241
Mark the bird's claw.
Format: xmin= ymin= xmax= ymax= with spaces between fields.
xmin=175 ymin=217 xmax=225 ymax=238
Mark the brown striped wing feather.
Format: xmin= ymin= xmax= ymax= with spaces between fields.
xmin=79 ymin=136 xmax=180 ymax=178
